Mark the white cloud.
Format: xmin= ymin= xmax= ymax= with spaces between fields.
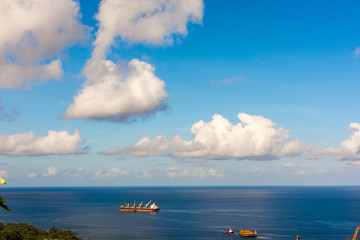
xmin=216 ymin=75 xmax=244 ymax=87
xmin=316 ymin=169 xmax=327 ymax=174
xmin=27 ymin=171 xmax=38 ymax=178
xmin=283 ymin=163 xmax=308 ymax=175
xmin=94 ymin=168 xmax=128 ymax=178
xmin=94 ymin=170 xmax=103 ymax=177
xmin=102 ymin=113 xmax=304 ymax=160
xmin=104 ymin=168 xmax=128 ymax=177
xmin=309 ymin=123 xmax=360 ymax=163
xmin=43 ymin=166 xmax=60 ymax=177
xmin=167 ymin=167 xmax=224 ymax=178
xmin=64 ymin=0 xmax=204 ymax=123
xmin=0 ymin=129 xmax=87 ymax=156
xmin=104 ymin=135 xmax=169 ymax=156
xmin=63 ymin=167 xmax=84 ymax=178
xmin=208 ymin=168 xmax=224 ymax=177
xmin=283 ymin=163 xmax=306 ymax=168
xmin=93 ymin=0 xmax=204 ymax=58
xmin=63 ymin=59 xmax=168 ymax=122
xmin=0 ymin=170 xmax=8 ymax=178
xmin=0 ymin=0 xmax=85 ymax=89
xmin=142 ymin=170 xmax=154 ymax=179
xmin=248 ymin=168 xmax=262 ymax=173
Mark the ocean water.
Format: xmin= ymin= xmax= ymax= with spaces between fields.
xmin=0 ymin=187 xmax=359 ymax=240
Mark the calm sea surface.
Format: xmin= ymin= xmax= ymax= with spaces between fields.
xmin=0 ymin=187 xmax=359 ymax=240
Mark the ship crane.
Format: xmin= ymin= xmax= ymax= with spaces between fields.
xmin=351 ymin=226 xmax=360 ymax=240
xmin=145 ymin=200 xmax=152 ymax=208
xmin=138 ymin=201 xmax=143 ymax=207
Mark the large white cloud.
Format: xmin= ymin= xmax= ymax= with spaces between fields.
xmin=309 ymin=122 xmax=360 ymax=162
xmin=63 ymin=59 xmax=168 ymax=122
xmin=92 ymin=0 xmax=204 ymax=59
xmin=0 ymin=129 xmax=87 ymax=156
xmin=0 ymin=0 xmax=85 ymax=89
xmin=64 ymin=0 xmax=203 ymax=122
xmin=102 ymin=113 xmax=304 ymax=160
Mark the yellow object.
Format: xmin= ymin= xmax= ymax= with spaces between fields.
xmin=239 ymin=230 xmax=259 ymax=237
xmin=352 ymin=226 xmax=360 ymax=240
xmin=0 ymin=178 xmax=6 ymax=184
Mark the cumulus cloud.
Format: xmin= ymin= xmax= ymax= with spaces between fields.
xmin=94 ymin=168 xmax=128 ymax=178
xmin=43 ymin=166 xmax=60 ymax=177
xmin=93 ymin=0 xmax=204 ymax=58
xmin=309 ymin=123 xmax=360 ymax=163
xmin=64 ymin=0 xmax=203 ymax=123
xmin=0 ymin=0 xmax=85 ymax=89
xmin=63 ymin=59 xmax=168 ymax=122
xmin=102 ymin=113 xmax=304 ymax=160
xmin=0 ymin=129 xmax=87 ymax=156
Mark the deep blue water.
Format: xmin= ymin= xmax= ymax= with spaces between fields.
xmin=0 ymin=187 xmax=359 ymax=240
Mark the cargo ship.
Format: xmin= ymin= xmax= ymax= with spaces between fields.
xmin=120 ymin=200 xmax=160 ymax=212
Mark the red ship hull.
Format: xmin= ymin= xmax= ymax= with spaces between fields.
xmin=120 ymin=207 xmax=160 ymax=212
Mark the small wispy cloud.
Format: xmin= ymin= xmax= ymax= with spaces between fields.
xmin=347 ymin=161 xmax=360 ymax=165
xmin=167 ymin=167 xmax=224 ymax=178
xmin=0 ymin=99 xmax=20 ymax=122
xmin=27 ymin=171 xmax=38 ymax=178
xmin=283 ymin=163 xmax=307 ymax=175
xmin=142 ymin=170 xmax=158 ymax=179
xmin=0 ymin=170 xmax=8 ymax=178
xmin=354 ymin=47 xmax=360 ymax=57
xmin=283 ymin=163 xmax=327 ymax=175
xmin=93 ymin=168 xmax=128 ymax=178
xmin=43 ymin=166 xmax=60 ymax=177
xmin=214 ymin=75 xmax=245 ymax=87
xmin=63 ymin=167 xmax=85 ymax=178
xmin=248 ymin=168 xmax=262 ymax=173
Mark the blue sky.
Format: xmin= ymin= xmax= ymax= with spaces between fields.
xmin=1 ymin=0 xmax=360 ymax=186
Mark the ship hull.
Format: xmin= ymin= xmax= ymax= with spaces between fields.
xmin=239 ymin=230 xmax=258 ymax=237
xmin=120 ymin=208 xmax=160 ymax=212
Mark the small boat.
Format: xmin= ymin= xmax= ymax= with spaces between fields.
xmin=224 ymin=228 xmax=234 ymax=234
xmin=239 ymin=230 xmax=259 ymax=237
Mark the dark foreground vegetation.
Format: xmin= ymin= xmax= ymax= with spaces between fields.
xmin=0 ymin=223 xmax=82 ymax=240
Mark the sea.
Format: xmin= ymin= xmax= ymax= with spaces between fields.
xmin=0 ymin=186 xmax=359 ymax=240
